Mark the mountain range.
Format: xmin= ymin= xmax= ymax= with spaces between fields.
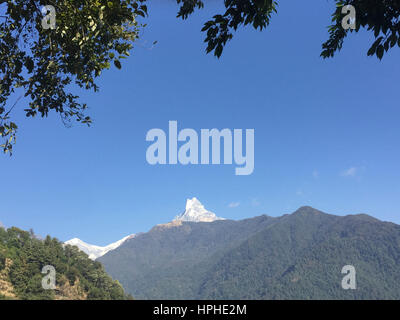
xmin=65 ymin=197 xmax=223 ymax=259
xmin=65 ymin=198 xmax=400 ymax=299
xmin=3 ymin=198 xmax=400 ymax=299
xmin=95 ymin=200 xmax=400 ymax=299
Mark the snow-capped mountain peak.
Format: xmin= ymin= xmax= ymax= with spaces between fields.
xmin=66 ymin=199 xmax=222 ymax=257
xmin=65 ymin=234 xmax=135 ymax=260
xmin=174 ymin=197 xmax=225 ymax=222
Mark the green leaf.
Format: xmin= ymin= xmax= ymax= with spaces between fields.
xmin=215 ymin=44 xmax=223 ymax=58
xmin=368 ymin=37 xmax=383 ymax=56
xmin=114 ymin=60 xmax=122 ymax=69
xmin=376 ymin=45 xmax=384 ymax=60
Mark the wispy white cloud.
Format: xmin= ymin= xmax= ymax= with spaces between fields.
xmin=341 ymin=167 xmax=357 ymax=177
xmin=312 ymin=170 xmax=319 ymax=179
xmin=228 ymin=202 xmax=240 ymax=208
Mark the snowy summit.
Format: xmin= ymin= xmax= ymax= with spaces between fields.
xmin=174 ymin=197 xmax=225 ymax=223
xmin=65 ymin=234 xmax=135 ymax=260
xmin=65 ymin=198 xmax=222 ymax=259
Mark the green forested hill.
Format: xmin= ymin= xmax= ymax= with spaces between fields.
xmin=99 ymin=207 xmax=400 ymax=299
xmin=198 ymin=208 xmax=400 ymax=299
xmin=0 ymin=226 xmax=131 ymax=300
xmin=99 ymin=215 xmax=276 ymax=299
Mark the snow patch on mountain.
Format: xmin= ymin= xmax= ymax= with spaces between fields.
xmin=65 ymin=234 xmax=135 ymax=260
xmin=174 ymin=197 xmax=225 ymax=222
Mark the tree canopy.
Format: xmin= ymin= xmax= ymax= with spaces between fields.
xmin=0 ymin=226 xmax=132 ymax=299
xmin=0 ymin=0 xmax=147 ymax=154
xmin=1 ymin=0 xmax=399 ymax=154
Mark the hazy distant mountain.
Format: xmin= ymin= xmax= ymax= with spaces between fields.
xmin=174 ymin=197 xmax=225 ymax=222
xmin=99 ymin=205 xmax=400 ymax=299
xmin=65 ymin=234 xmax=135 ymax=260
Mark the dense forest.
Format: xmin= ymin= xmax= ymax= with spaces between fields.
xmin=0 ymin=226 xmax=132 ymax=300
xmin=100 ymin=207 xmax=400 ymax=299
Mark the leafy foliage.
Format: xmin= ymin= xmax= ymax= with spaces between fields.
xmin=176 ymin=0 xmax=400 ymax=60
xmin=321 ymin=0 xmax=400 ymax=60
xmin=194 ymin=0 xmax=278 ymax=58
xmin=1 ymin=1 xmax=400 ymax=154
xmin=100 ymin=207 xmax=400 ymax=299
xmin=0 ymin=0 xmax=147 ymax=154
xmin=0 ymin=226 xmax=132 ymax=300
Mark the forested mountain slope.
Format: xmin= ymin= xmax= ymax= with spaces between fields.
xmin=0 ymin=226 xmax=131 ymax=300
xmin=99 ymin=207 xmax=400 ymax=299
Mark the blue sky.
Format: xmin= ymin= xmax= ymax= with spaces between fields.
xmin=1 ymin=1 xmax=400 ymax=245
